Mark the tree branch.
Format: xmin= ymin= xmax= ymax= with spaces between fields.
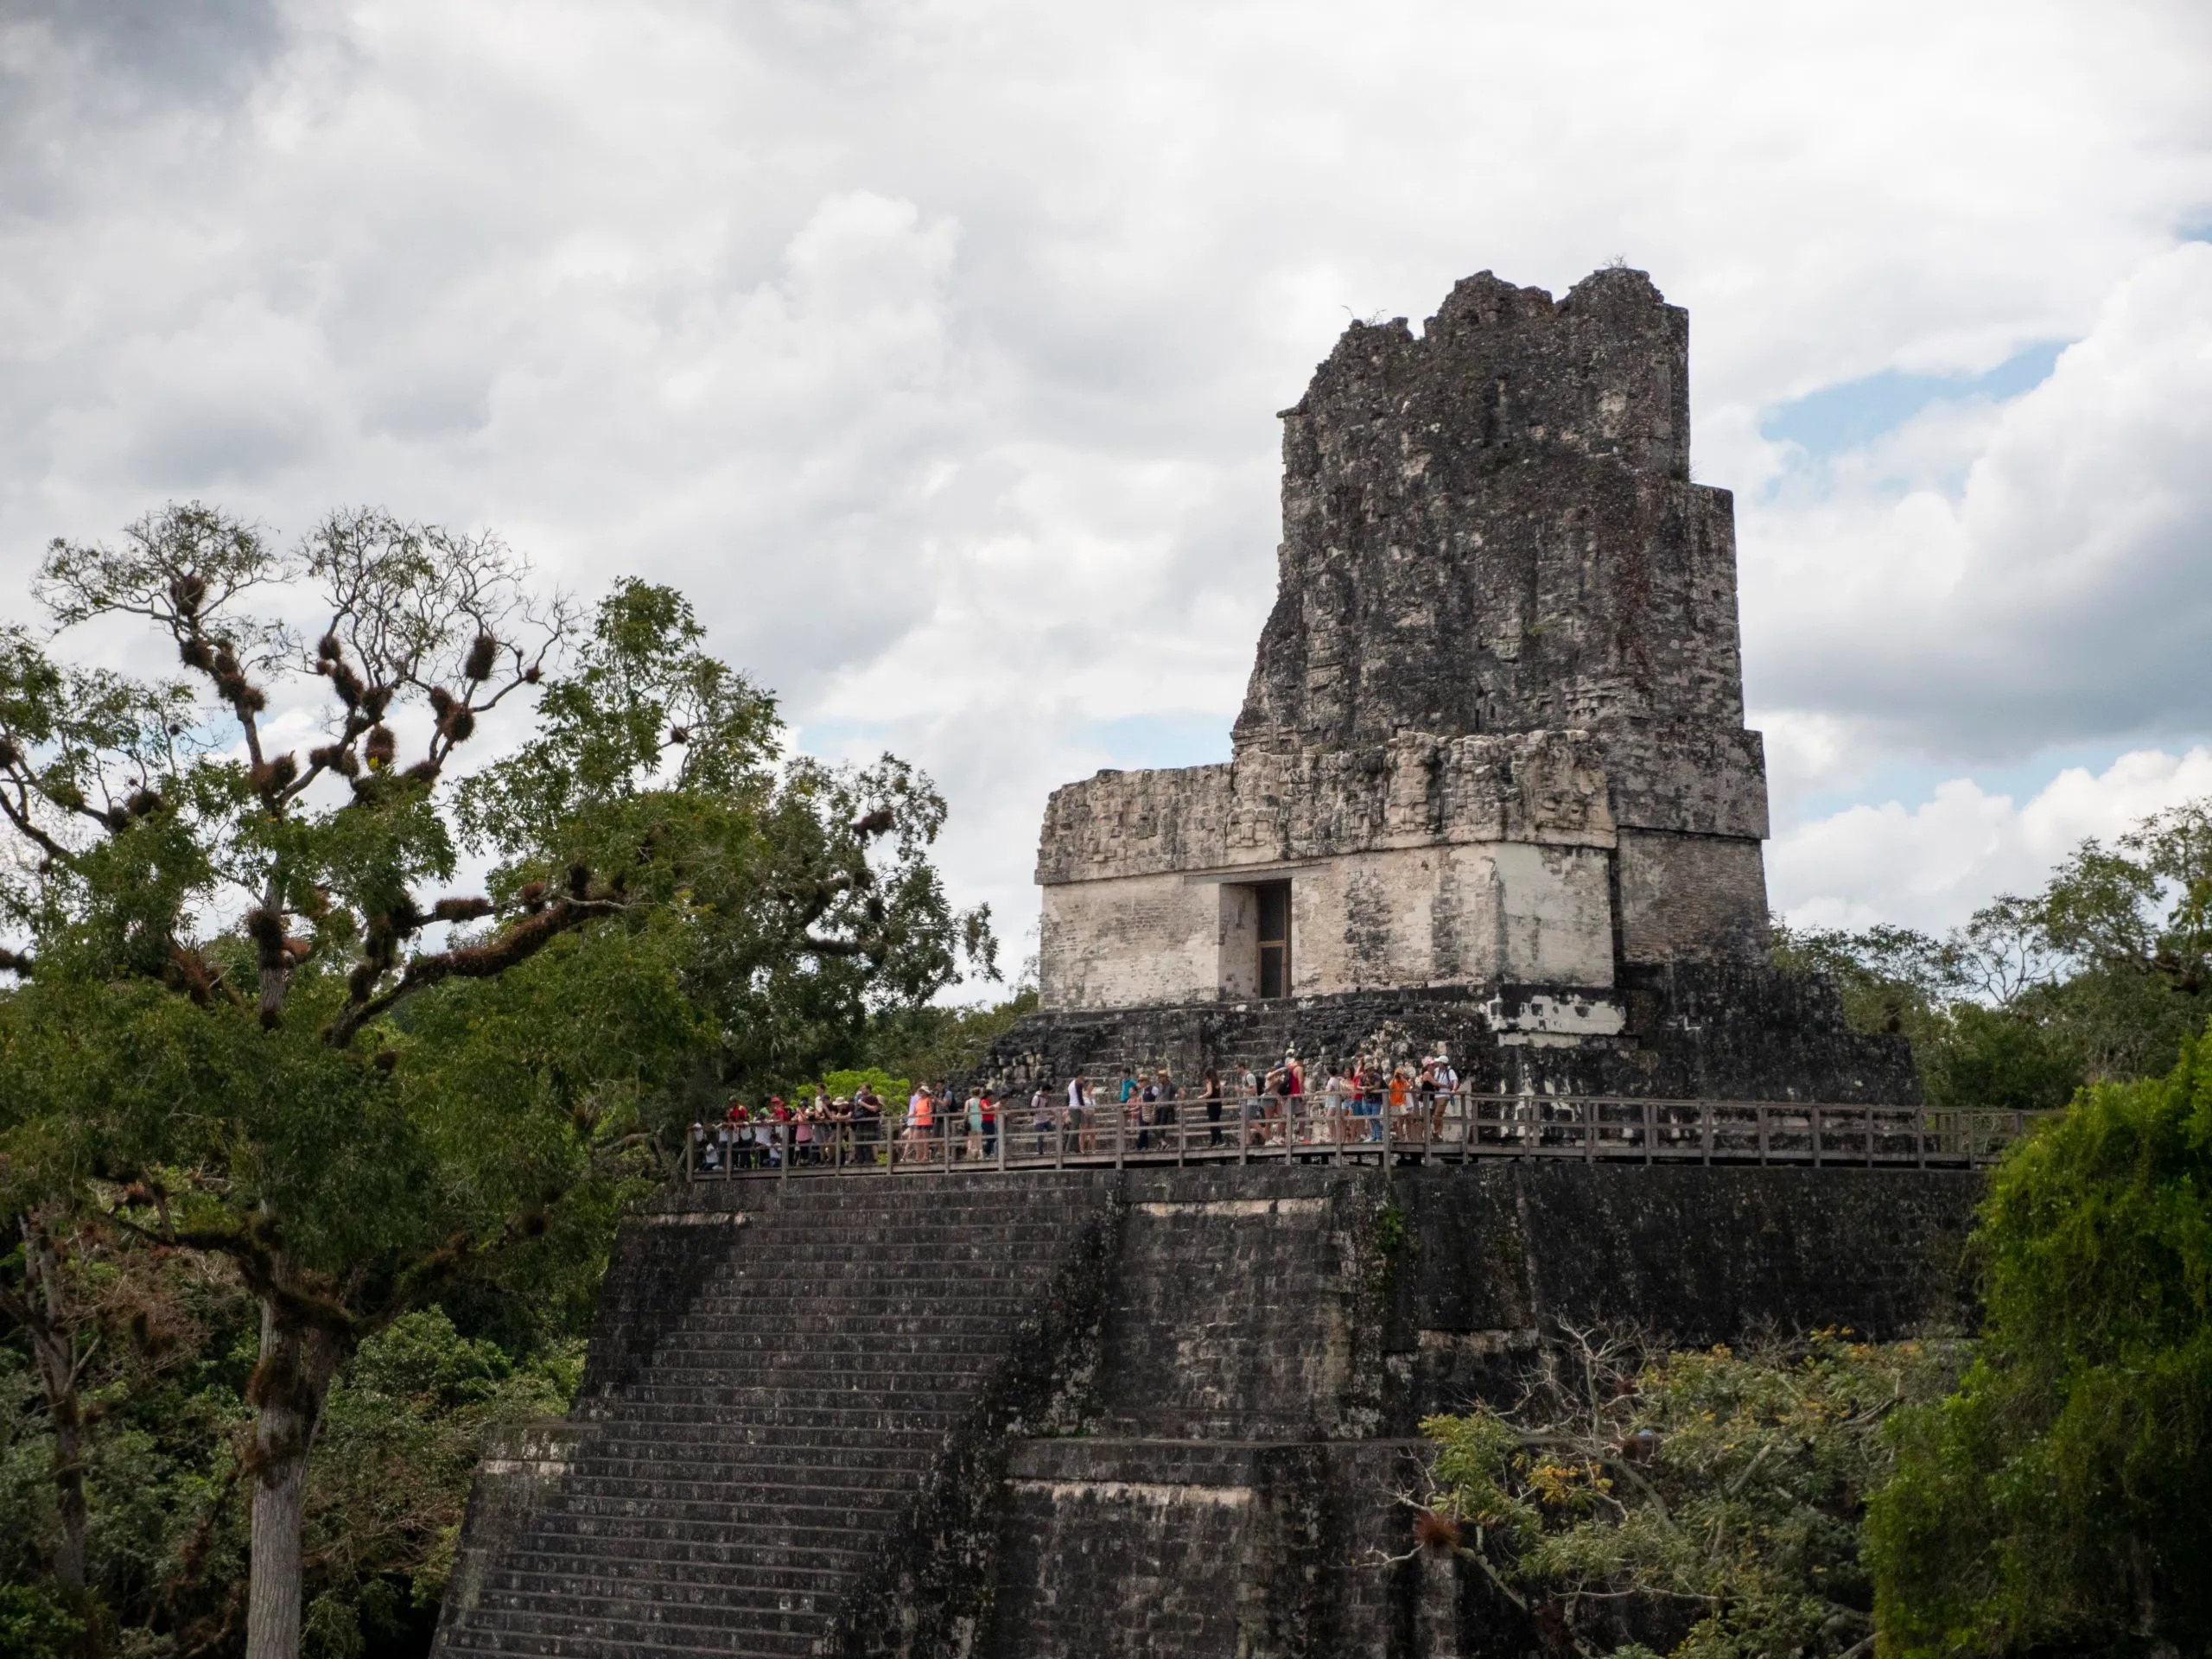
xmin=323 ymin=892 xmax=626 ymax=1046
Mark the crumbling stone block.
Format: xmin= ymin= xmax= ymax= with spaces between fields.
xmin=1038 ymin=267 xmax=1775 ymax=1015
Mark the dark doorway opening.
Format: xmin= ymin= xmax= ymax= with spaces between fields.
xmin=1256 ymin=880 xmax=1292 ymax=999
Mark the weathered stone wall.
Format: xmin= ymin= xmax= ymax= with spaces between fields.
xmin=1039 ymin=840 xmax=1616 ymax=1009
xmin=440 ymin=1160 xmax=1977 ymax=1659
xmin=978 ymin=1162 xmax=1973 ymax=1658
xmin=1233 ymin=269 xmax=1742 ymax=756
xmin=978 ymin=963 xmax=1922 ymax=1105
xmin=1616 ymin=828 xmax=1769 ymax=964
xmin=1036 ymin=265 xmax=1780 ymax=1008
xmin=1035 ymin=729 xmax=1612 ymax=886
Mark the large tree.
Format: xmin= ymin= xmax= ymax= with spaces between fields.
xmin=454 ymin=574 xmax=995 ymax=1101
xmin=1866 ymin=1025 xmax=2212 ymax=1657
xmin=0 ymin=506 xmax=988 ymax=1659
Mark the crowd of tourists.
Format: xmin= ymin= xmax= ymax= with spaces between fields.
xmin=686 ymin=1053 xmax=1465 ymax=1173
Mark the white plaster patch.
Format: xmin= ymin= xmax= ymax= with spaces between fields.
xmin=1415 ymin=1328 xmax=1541 ymax=1355
xmin=479 ymin=1457 xmax=575 ymax=1478
xmin=642 ymin=1211 xmax=750 ymax=1226
xmin=1479 ymin=994 xmax=1626 ymax=1037
xmin=1011 ymin=1480 xmax=1254 ymax=1506
xmin=1135 ymin=1198 xmax=1327 ymax=1217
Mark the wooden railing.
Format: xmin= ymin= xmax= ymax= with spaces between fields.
xmin=683 ymin=1090 xmax=2038 ymax=1181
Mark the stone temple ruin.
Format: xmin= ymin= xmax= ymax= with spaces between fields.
xmin=432 ymin=271 xmax=1959 ymax=1659
xmin=997 ymin=265 xmax=1910 ymax=1101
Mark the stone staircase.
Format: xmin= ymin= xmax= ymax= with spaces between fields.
xmin=435 ymin=1174 xmax=1114 ymax=1659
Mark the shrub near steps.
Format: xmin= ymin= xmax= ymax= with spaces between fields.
xmin=434 ymin=1173 xmax=1121 ymax=1659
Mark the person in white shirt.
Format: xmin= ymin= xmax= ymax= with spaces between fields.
xmin=1031 ymin=1084 xmax=1056 ymax=1156
xmin=1431 ymin=1053 xmax=1459 ymax=1140
xmin=1068 ymin=1074 xmax=1095 ymax=1153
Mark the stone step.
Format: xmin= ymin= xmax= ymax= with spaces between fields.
xmin=496 ymin=1516 xmax=903 ymax=1571
xmin=510 ymin=1515 xmax=901 ymax=1560
xmin=548 ymin=1487 xmax=924 ymax=1526
xmin=438 ymin=1175 xmax=1115 ymax=1659
xmin=446 ymin=1605 xmax=824 ymax=1658
xmin=455 ymin=1599 xmax=831 ymax=1645
xmin=606 ymin=1356 xmax=1000 ymax=1388
xmin=681 ymin=1282 xmax=1044 ymax=1309
xmin=545 ymin=1466 xmax=931 ymax=1508
xmin=550 ymin=1467 xmax=927 ymax=1504
xmin=586 ymin=1394 xmax=972 ymax=1423
xmin=640 ymin=1311 xmax=1031 ymax=1339
xmin=571 ymin=1414 xmax=950 ymax=1447
xmin=639 ymin=1329 xmax=1016 ymax=1360
xmin=489 ymin=1544 xmax=885 ymax=1598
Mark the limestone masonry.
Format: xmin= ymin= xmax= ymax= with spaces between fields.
xmin=435 ymin=1165 xmax=1978 ymax=1659
xmin=1007 ymin=266 xmax=1904 ymax=1101
xmin=429 ymin=270 xmax=1956 ymax=1659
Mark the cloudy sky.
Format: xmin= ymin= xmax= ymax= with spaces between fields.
xmin=4 ymin=0 xmax=2211 ymax=984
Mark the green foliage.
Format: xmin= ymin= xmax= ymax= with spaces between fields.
xmin=1421 ymin=1328 xmax=1963 ymax=1659
xmin=303 ymin=1310 xmax=581 ymax=1646
xmin=0 ymin=1583 xmax=83 ymax=1659
xmin=0 ymin=513 xmax=992 ymax=1657
xmin=804 ymin=1069 xmax=911 ymax=1104
xmin=458 ymin=577 xmax=996 ymax=1104
xmin=1375 ymin=1200 xmax=1408 ymax=1257
xmin=1866 ymin=1028 xmax=2212 ymax=1657
xmin=0 ymin=1242 xmax=586 ymax=1659
xmin=860 ymin=987 xmax=1038 ymax=1088
xmin=1774 ymin=798 xmax=2212 ymax=1108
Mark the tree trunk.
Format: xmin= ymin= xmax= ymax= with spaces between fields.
xmin=244 ymin=1298 xmax=342 ymax=1659
xmin=19 ymin=1223 xmax=87 ymax=1593
xmin=47 ymin=1394 xmax=86 ymax=1594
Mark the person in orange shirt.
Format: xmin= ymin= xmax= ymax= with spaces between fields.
xmin=906 ymin=1085 xmax=935 ymax=1163
xmin=1388 ymin=1066 xmax=1413 ymax=1145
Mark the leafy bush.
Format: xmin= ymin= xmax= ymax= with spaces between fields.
xmin=0 ymin=1584 xmax=83 ymax=1659
xmin=1866 ymin=1027 xmax=2212 ymax=1657
xmin=1421 ymin=1327 xmax=1962 ymax=1659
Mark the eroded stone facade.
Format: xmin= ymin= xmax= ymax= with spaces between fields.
xmin=1039 ymin=266 xmax=1771 ymax=1012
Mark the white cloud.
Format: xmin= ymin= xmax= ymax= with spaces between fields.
xmin=1771 ymin=747 xmax=2212 ymax=933
xmin=3 ymin=0 xmax=2211 ymax=973
xmin=1744 ymin=243 xmax=2212 ymax=760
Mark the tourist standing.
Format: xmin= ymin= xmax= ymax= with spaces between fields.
xmin=1068 ymin=1074 xmax=1095 ymax=1154
xmin=1202 ymin=1068 xmax=1224 ymax=1147
xmin=1430 ymin=1052 xmax=1459 ymax=1140
xmin=1324 ymin=1067 xmax=1351 ymax=1145
xmin=855 ymin=1086 xmax=883 ymax=1164
xmin=1031 ymin=1082 xmax=1056 ymax=1156
xmin=906 ymin=1084 xmax=934 ymax=1163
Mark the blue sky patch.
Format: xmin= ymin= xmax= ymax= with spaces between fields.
xmin=1761 ymin=339 xmax=2068 ymax=459
xmin=1782 ymin=738 xmax=2190 ymax=836
xmin=1084 ymin=711 xmax=1233 ymax=770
